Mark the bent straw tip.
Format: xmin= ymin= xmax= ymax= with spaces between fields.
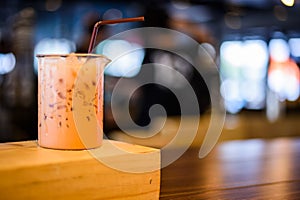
xmin=138 ymin=16 xmax=145 ymax=21
xmin=89 ymin=16 xmax=145 ymax=53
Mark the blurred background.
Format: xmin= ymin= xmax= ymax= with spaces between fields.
xmin=1 ymin=0 xmax=300 ymax=143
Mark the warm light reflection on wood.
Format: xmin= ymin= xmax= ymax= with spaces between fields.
xmin=160 ymin=137 xmax=300 ymax=199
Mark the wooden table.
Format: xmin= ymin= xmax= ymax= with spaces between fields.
xmin=160 ymin=137 xmax=300 ymax=199
xmin=1 ymin=136 xmax=300 ymax=199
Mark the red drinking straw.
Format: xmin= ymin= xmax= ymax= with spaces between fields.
xmin=88 ymin=16 xmax=145 ymax=53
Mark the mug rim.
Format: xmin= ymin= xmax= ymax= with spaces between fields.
xmin=36 ymin=53 xmax=110 ymax=61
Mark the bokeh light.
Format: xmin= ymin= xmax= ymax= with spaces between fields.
xmin=33 ymin=38 xmax=76 ymax=73
xmin=220 ymin=39 xmax=269 ymax=113
xmin=96 ymin=40 xmax=145 ymax=77
xmin=0 ymin=53 xmax=16 ymax=75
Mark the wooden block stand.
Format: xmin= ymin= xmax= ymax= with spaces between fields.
xmin=0 ymin=140 xmax=160 ymax=200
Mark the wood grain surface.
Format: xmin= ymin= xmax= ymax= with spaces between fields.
xmin=160 ymin=137 xmax=300 ymax=199
xmin=0 ymin=140 xmax=160 ymax=200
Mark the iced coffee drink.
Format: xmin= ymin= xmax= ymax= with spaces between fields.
xmin=37 ymin=53 xmax=110 ymax=149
